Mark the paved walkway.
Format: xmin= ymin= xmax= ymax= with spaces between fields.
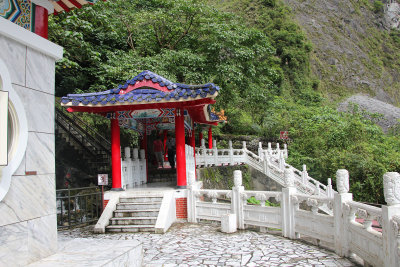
xmin=59 ymin=223 xmax=357 ymax=267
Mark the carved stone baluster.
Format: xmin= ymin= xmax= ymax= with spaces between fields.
xmin=382 ymin=172 xmax=400 ymax=266
xmin=229 ymin=140 xmax=233 ymax=165
xmin=255 ymin=193 xmax=267 ymax=207
xmin=206 ymin=191 xmax=218 ymax=204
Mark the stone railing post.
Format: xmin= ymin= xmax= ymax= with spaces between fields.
xmin=133 ymin=148 xmax=138 ymax=160
xmin=139 ymin=149 xmax=146 ymax=184
xmin=213 ymin=140 xmax=218 ymax=166
xmin=283 ymin=143 xmax=288 ymax=159
xmin=278 ymin=150 xmax=285 ymax=170
xmin=124 ymin=146 xmax=131 ymax=160
xmin=276 ymin=143 xmax=280 ymax=155
xmin=241 ymin=141 xmax=247 ymax=164
xmin=267 ymin=142 xmax=272 ymax=156
xmin=228 ymin=140 xmax=233 ymax=165
xmin=282 ymin=168 xmax=297 ymax=239
xmin=132 ymin=148 xmax=139 ymax=186
xmin=200 ymin=139 xmax=208 ymax=166
xmin=382 ymin=172 xmax=400 ymax=267
xmin=301 ymin=165 xmax=308 ymax=184
xmin=263 ymin=151 xmax=269 ymax=175
xmin=327 ymin=178 xmax=334 ymax=198
xmin=258 ymin=142 xmax=263 ymax=158
xmin=123 ymin=146 xmax=131 ymax=187
xmin=267 ymin=142 xmax=272 ymax=155
xmin=334 ymin=169 xmax=353 ymax=257
xmin=187 ymin=171 xmax=198 ymax=223
xmin=232 ymin=170 xmax=245 ymax=229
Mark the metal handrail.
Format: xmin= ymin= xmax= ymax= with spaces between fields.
xmin=55 ymin=105 xmax=111 ymax=155
xmin=56 ymin=186 xmax=102 ymax=229
xmin=56 ymin=102 xmax=111 ymax=152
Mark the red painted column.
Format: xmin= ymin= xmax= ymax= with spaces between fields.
xmin=34 ymin=5 xmax=48 ymax=39
xmin=208 ymin=126 xmax=213 ymax=149
xmin=175 ymin=108 xmax=186 ymax=188
xmin=111 ymin=118 xmax=123 ymax=190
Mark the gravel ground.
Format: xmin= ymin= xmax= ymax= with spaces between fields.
xmin=338 ymin=94 xmax=400 ymax=133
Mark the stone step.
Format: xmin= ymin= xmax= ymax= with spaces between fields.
xmin=116 ymin=202 xmax=162 ymax=210
xmin=110 ymin=217 xmax=157 ymax=225
xmin=106 ymin=225 xmax=155 ymax=233
xmin=119 ymin=196 xmax=163 ymax=203
xmin=114 ymin=209 xmax=160 ymax=218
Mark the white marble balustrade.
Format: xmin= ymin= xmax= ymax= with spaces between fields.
xmin=195 ymin=140 xmax=333 ymax=201
xmin=187 ymin=169 xmax=400 ymax=267
xmin=121 ymin=147 xmax=147 ymax=189
xmin=185 ymin=145 xmax=195 ymax=185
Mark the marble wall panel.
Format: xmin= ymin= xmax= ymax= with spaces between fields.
xmin=26 ymin=132 xmax=55 ymax=174
xmin=0 ymin=174 xmax=56 ymax=227
xmin=27 ymin=214 xmax=57 ymax=263
xmin=0 ymin=35 xmax=26 ymax=86
xmin=26 ymin=48 xmax=55 ymax=95
xmin=13 ymin=153 xmax=26 ymax=176
xmin=0 ymin=221 xmax=29 ymax=266
xmin=13 ymin=85 xmax=54 ymax=133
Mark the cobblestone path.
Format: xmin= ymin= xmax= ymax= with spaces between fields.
xmin=59 ymin=223 xmax=357 ymax=266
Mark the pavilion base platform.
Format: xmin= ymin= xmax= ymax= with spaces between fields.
xmin=28 ymin=238 xmax=142 ymax=267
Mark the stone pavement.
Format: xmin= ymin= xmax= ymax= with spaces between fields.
xmin=59 ymin=222 xmax=358 ymax=267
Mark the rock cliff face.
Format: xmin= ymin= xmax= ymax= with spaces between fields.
xmin=282 ymin=0 xmax=400 ymax=106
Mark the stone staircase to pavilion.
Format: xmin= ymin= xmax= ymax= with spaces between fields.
xmin=106 ymin=194 xmax=163 ymax=233
xmin=55 ymin=102 xmax=111 ymax=174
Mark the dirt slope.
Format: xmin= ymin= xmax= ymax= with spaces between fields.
xmin=282 ymin=0 xmax=400 ymax=105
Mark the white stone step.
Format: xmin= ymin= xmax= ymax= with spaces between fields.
xmin=114 ymin=209 xmax=160 ymax=218
xmin=106 ymin=225 xmax=155 ymax=233
xmin=119 ymin=196 xmax=163 ymax=203
xmin=110 ymin=217 xmax=157 ymax=225
xmin=116 ymin=202 xmax=162 ymax=210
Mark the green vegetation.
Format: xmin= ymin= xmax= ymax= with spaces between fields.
xmin=247 ymin=196 xmax=280 ymax=207
xmin=200 ymin=166 xmax=252 ymax=190
xmin=373 ymin=1 xmax=384 ymax=14
xmin=49 ymin=0 xmax=400 ymax=203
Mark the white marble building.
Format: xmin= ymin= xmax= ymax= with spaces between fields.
xmin=0 ymin=18 xmax=63 ymax=266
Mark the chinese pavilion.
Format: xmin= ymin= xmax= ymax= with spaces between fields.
xmin=60 ymin=70 xmax=221 ymax=189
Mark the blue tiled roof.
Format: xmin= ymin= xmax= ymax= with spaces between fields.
xmin=61 ymin=70 xmax=220 ymax=106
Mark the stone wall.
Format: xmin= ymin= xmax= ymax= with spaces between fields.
xmin=0 ymin=18 xmax=62 ymax=266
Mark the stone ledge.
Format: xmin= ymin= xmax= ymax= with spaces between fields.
xmin=27 ymin=238 xmax=142 ymax=267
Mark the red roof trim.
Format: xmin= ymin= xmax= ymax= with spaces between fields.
xmin=57 ymin=0 xmax=71 ymax=12
xmin=120 ymin=80 xmax=169 ymax=94
xmin=69 ymin=0 xmax=83 ymax=9
xmin=66 ymin=98 xmax=216 ymax=123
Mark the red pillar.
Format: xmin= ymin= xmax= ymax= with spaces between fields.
xmin=111 ymin=118 xmax=123 ymax=190
xmin=34 ymin=5 xmax=48 ymax=39
xmin=208 ymin=126 xmax=213 ymax=149
xmin=199 ymin=132 xmax=203 ymax=144
xmin=175 ymin=108 xmax=186 ymax=188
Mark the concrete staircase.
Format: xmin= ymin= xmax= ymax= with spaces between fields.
xmin=106 ymin=195 xmax=163 ymax=233
xmin=148 ymin=166 xmax=176 ymax=183
xmin=55 ymin=103 xmax=111 ymax=175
